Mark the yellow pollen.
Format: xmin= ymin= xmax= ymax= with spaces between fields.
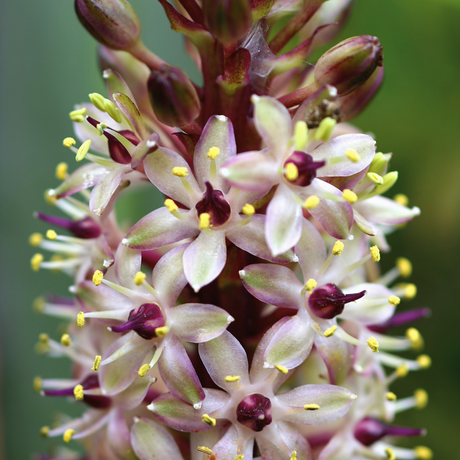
xmin=394 ymin=193 xmax=409 ymax=206
xmin=342 ymin=189 xmax=358 ymax=204
xmin=199 ymin=213 xmax=211 ymax=230
xmin=294 ymin=120 xmax=308 ymax=150
xmin=89 ymin=92 xmax=106 ymax=111
xmin=40 ymin=426 xmax=50 ymax=438
xmin=202 ymin=414 xmax=217 ymax=426
xmin=397 ymin=257 xmax=412 ymax=277
xmin=207 ymin=146 xmax=220 ymax=160
xmin=386 ymin=391 xmax=397 ymax=401
xmin=385 ymin=447 xmax=395 ymax=460
xmin=404 ymin=283 xmax=417 ymax=299
xmin=74 ymin=384 xmax=84 ymax=401
xmin=197 ymin=446 xmax=214 ymax=455
xmin=414 ymin=446 xmax=433 ymax=460
xmin=77 ymin=311 xmax=85 ymax=327
xmin=285 ymin=162 xmax=299 ymax=181
xmin=76 ymin=140 xmax=91 ymax=162
xmin=388 ymin=295 xmax=400 ymax=306
xmin=29 ymin=233 xmax=43 ymax=247
xmin=304 ymin=403 xmax=320 ymax=410
xmin=274 ymin=364 xmax=289 ymax=374
xmin=39 ymin=333 xmax=49 ymax=344
xmin=304 ymin=195 xmax=320 ymax=210
xmin=242 ymin=203 xmax=255 ymax=216
xmin=225 ymin=375 xmax=241 ymax=382
xmin=345 ymin=148 xmax=361 ymax=163
xmin=324 ymin=325 xmax=337 ymax=337
xmin=104 ymin=99 xmax=122 ymax=123
xmin=315 ymin=117 xmax=336 ymax=142
xmin=370 ymin=245 xmax=380 ymax=262
xmin=46 ymin=229 xmax=57 ymax=240
xmin=60 ymin=334 xmax=71 ymax=347
xmin=63 ymin=429 xmax=74 ymax=443
xmin=69 ymin=107 xmax=87 ymax=122
xmin=164 ymin=198 xmax=179 ymax=213
xmin=34 ymin=376 xmax=42 ymax=392
xmin=172 ymin=166 xmax=188 ymax=177
xmin=406 ymin=327 xmax=421 ymax=343
xmin=31 ymin=253 xmax=44 ymax=271
xmin=396 ymin=364 xmax=408 ymax=378
xmin=134 ymin=271 xmax=146 ymax=286
xmin=414 ymin=389 xmax=428 ymax=409
xmin=367 ymin=336 xmax=379 ymax=353
xmin=367 ymin=172 xmax=384 ymax=185
xmin=55 ymin=162 xmax=68 ymax=180
xmin=92 ymin=270 xmax=104 ymax=286
xmin=304 ymin=279 xmax=317 ymax=291
xmin=63 ymin=137 xmax=76 ymax=148
xmin=138 ymin=364 xmax=151 ymax=377
xmin=155 ymin=326 xmax=170 ymax=338
xmin=33 ymin=297 xmax=45 ymax=313
xmin=290 ymin=451 xmax=298 ymax=460
xmin=235 ymin=456 xmax=244 ymax=460
xmin=332 ymin=240 xmax=344 ymax=255
xmin=92 ymin=355 xmax=102 ymax=371
xmin=417 ymin=354 xmax=431 ymax=369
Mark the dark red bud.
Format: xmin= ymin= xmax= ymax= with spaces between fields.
xmin=236 ymin=393 xmax=272 ymax=432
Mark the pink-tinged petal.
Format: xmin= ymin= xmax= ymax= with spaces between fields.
xmin=91 ymin=235 xmax=115 ymax=273
xmin=76 ymin=280 xmax=131 ymax=312
xmin=149 ymin=388 xmax=230 ymax=432
xmin=227 ymin=215 xmax=297 ymax=264
xmin=276 ymin=384 xmax=356 ymax=425
xmin=194 ymin=115 xmax=236 ymax=193
xmin=124 ymin=207 xmax=199 ymax=250
xmin=131 ymin=417 xmax=185 ymax=460
xmin=264 ymin=315 xmax=314 ymax=369
xmin=100 ymin=331 xmax=152 ymax=396
xmin=266 ymin=185 xmax=303 ymax=256
xmin=159 ymin=334 xmax=205 ymax=407
xmin=115 ymin=243 xmax=141 ymax=289
xmin=313 ymin=134 xmax=375 ymax=178
xmin=240 ymin=264 xmax=303 ymax=310
xmin=191 ymin=430 xmax=228 ymax=460
xmin=115 ymin=374 xmax=155 ymax=410
xmin=199 ymin=331 xmax=250 ymax=391
xmin=131 ymin=133 xmax=159 ymax=170
xmin=104 ymin=69 xmax=136 ymax=104
xmin=213 ymin=425 xmax=254 ymax=460
xmin=355 ymin=196 xmax=421 ymax=225
xmin=169 ymin=303 xmax=233 ymax=343
xmin=183 ymin=231 xmax=227 ymax=292
xmin=107 ymin=409 xmax=138 ymax=460
xmin=253 ymin=95 xmax=292 ymax=158
xmin=353 ymin=209 xmax=378 ymax=236
xmin=152 ymin=244 xmax=189 ymax=307
xmin=295 ymin=218 xmax=327 ymax=281
xmin=89 ymin=167 xmax=126 ymax=215
xmin=317 ymin=433 xmax=355 ymax=460
xmin=144 ymin=146 xmax=201 ymax=207
xmin=220 ymin=151 xmax=279 ymax=192
xmin=306 ymin=179 xmax=353 ymax=239
xmin=53 ymin=163 xmax=110 ymax=198
xmin=113 ymin=92 xmax=148 ymax=140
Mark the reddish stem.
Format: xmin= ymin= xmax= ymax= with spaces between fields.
xmin=277 ymin=82 xmax=319 ymax=108
xmin=128 ymin=40 xmax=165 ymax=71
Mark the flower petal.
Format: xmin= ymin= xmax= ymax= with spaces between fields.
xmin=113 ymin=92 xmax=148 ymax=140
xmin=355 ymin=196 xmax=421 ymax=225
xmin=353 ymin=208 xmax=379 ymax=236
xmin=107 ymin=409 xmax=138 ymax=460
xmin=91 ymin=235 xmax=115 ymax=273
xmin=212 ymin=425 xmax=254 ymax=460
xmin=115 ymin=374 xmax=155 ymax=410
xmin=115 ymin=243 xmax=141 ymax=290
xmin=76 ymin=280 xmax=132 ymax=312
xmin=89 ymin=166 xmax=126 ymax=215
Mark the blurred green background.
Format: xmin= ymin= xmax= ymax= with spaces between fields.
xmin=1 ymin=0 xmax=459 ymax=458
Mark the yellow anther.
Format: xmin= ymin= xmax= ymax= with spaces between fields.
xmin=92 ymin=355 xmax=102 ymax=371
xmin=396 ymin=257 xmax=412 ymax=277
xmin=29 ymin=233 xmax=44 ymax=247
xmin=164 ymin=198 xmax=179 ymax=213
xmin=385 ymin=447 xmax=395 ymax=460
xmin=207 ymin=146 xmax=220 ymax=160
xmin=414 ymin=389 xmax=428 ymax=409
xmin=294 ymin=120 xmax=308 ymax=150
xmin=285 ymin=162 xmax=299 ymax=181
xmin=197 ymin=446 xmax=214 ymax=455
xmin=388 ymin=295 xmax=400 ymax=306
xmin=76 ymin=140 xmax=91 ymax=162
xmin=172 ymin=166 xmax=188 ymax=177
xmin=55 ymin=162 xmax=68 ymax=180
xmin=60 ymin=334 xmax=71 ymax=347
xmin=304 ymin=279 xmax=317 ymax=291
xmin=92 ymin=270 xmax=104 ymax=286
xmin=225 ymin=375 xmax=241 ymax=382
xmin=40 ymin=426 xmax=50 ymax=438
xmin=33 ymin=297 xmax=45 ymax=313
xmin=234 ymin=456 xmax=244 ymax=460
xmin=138 ymin=364 xmax=151 ymax=377
xmin=386 ymin=391 xmax=397 ymax=401
xmin=46 ymin=229 xmax=57 ymax=240
xmin=324 ymin=326 xmax=337 ymax=337
xmin=406 ymin=327 xmax=421 ymax=344
xmin=394 ymin=193 xmax=409 ymax=206
xmin=104 ymin=99 xmax=122 ymax=123
xmin=345 ymin=148 xmax=361 ymax=163
xmin=304 ymin=403 xmax=320 ymax=410
xmin=134 ymin=271 xmax=146 ymax=286
xmin=69 ymin=108 xmax=87 ymax=122
xmin=370 ymin=245 xmax=380 ymax=262
xmin=332 ymin=241 xmax=344 ymax=256
xmin=39 ymin=333 xmax=49 ymax=344
xmin=202 ymin=414 xmax=217 ymax=427
xmin=69 ymin=107 xmax=87 ymax=117
xmin=63 ymin=428 xmax=74 ymax=443
xmin=367 ymin=336 xmax=379 ymax=353
xmin=290 ymin=451 xmax=297 ymax=460
xmin=396 ymin=364 xmax=408 ymax=378
xmin=315 ymin=117 xmax=336 ymax=142
xmin=242 ymin=203 xmax=255 ymax=216
xmin=77 ymin=311 xmax=85 ymax=327
xmin=199 ymin=213 xmax=211 ymax=230
xmin=34 ymin=376 xmax=42 ymax=392
xmin=274 ymin=364 xmax=289 ymax=374
xmin=45 ymin=189 xmax=57 ymax=205
xmin=303 ymin=195 xmax=320 ymax=210
xmin=414 ymin=446 xmax=432 ymax=459
xmin=74 ymin=384 xmax=84 ymax=401
xmin=417 ymin=354 xmax=431 ymax=369
xmin=342 ymin=189 xmax=358 ymax=204
xmin=155 ymin=325 xmax=170 ymax=338
xmin=31 ymin=253 xmax=44 ymax=271
xmin=63 ymin=137 xmax=77 ymax=148
xmin=89 ymin=92 xmax=106 ymax=111
xmin=404 ymin=283 xmax=417 ymax=299
xmin=367 ymin=172 xmax=384 ymax=185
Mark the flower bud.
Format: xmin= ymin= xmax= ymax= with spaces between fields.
xmin=314 ymin=35 xmax=383 ymax=96
xmin=147 ymin=65 xmax=200 ymax=127
xmin=203 ymin=0 xmax=252 ymax=45
xmin=75 ymin=0 xmax=141 ymax=50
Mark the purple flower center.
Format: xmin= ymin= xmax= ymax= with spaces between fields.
xmin=195 ymin=181 xmax=231 ymax=227
xmin=308 ymin=283 xmax=366 ymax=319
xmin=110 ymin=303 xmax=166 ymax=340
xmin=283 ymin=151 xmax=326 ymax=187
xmin=236 ymin=393 xmax=272 ymax=432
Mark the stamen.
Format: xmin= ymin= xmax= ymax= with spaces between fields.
xmin=199 ymin=213 xmax=211 ymax=230
xmin=414 ymin=389 xmax=428 ymax=409
xmin=31 ymin=253 xmax=44 ymax=271
xmin=367 ymin=336 xmax=379 ymax=352
xmin=77 ymin=311 xmax=85 ymax=327
xmin=91 ymin=355 xmax=101 ymax=371
xmin=315 ymin=117 xmax=336 ymax=142
xmin=155 ymin=325 xmax=170 ymax=337
xmin=29 ymin=233 xmax=43 ymax=247
xmin=370 ymin=245 xmax=380 ymax=262
xmin=63 ymin=137 xmax=76 ymax=147
xmin=397 ymin=257 xmax=412 ymax=277
xmin=202 ymin=414 xmax=217 ymax=426
xmin=304 ymin=403 xmax=320 ymax=410
xmin=324 ymin=325 xmax=337 ymax=337
xmin=97 ymin=122 xmax=107 ymax=136
xmin=92 ymin=270 xmax=104 ymax=286
xmin=63 ymin=429 xmax=74 ymax=443
xmin=304 ymin=278 xmax=317 ymax=292
xmin=40 ymin=426 xmax=50 ymax=438
xmin=385 ymin=447 xmax=395 ymax=460
xmin=285 ymin=163 xmax=299 ymax=181
xmin=332 ymin=241 xmax=344 ymax=255
xmin=60 ymin=334 xmax=71 ymax=347
xmin=76 ymin=140 xmax=91 ymax=162
xmin=172 ymin=166 xmax=188 ymax=177
xmin=406 ymin=328 xmax=423 ymax=350
xmin=388 ymin=295 xmax=400 ymax=306
xmin=89 ymin=92 xmax=106 ymax=111
xmin=294 ymin=121 xmax=308 ymax=150
xmin=104 ymin=99 xmax=122 ymax=123
xmin=73 ymin=384 xmax=84 ymax=401
xmin=367 ymin=172 xmax=384 ymax=185
xmin=414 ymin=446 xmax=432 ymax=459
xmin=303 ymin=195 xmax=320 ymax=210
xmin=164 ymin=198 xmax=178 ymax=213
xmin=207 ymin=146 xmax=220 ymax=160
xmin=242 ymin=203 xmax=255 ymax=216
xmin=34 ymin=376 xmax=42 ymax=392
xmin=46 ymin=229 xmax=57 ymax=241
xmin=345 ymin=148 xmax=361 ymax=163
xmin=396 ymin=365 xmax=409 ymax=378
xmin=394 ymin=193 xmax=409 ymax=206
xmin=235 ymin=455 xmax=244 ymax=460
xmin=138 ymin=364 xmax=151 ymax=377
xmin=197 ymin=446 xmax=213 ymax=455
xmin=416 ymin=355 xmax=431 ymax=369
xmin=342 ymin=189 xmax=358 ymax=204
xmin=69 ymin=107 xmax=87 ymax=122
xmin=290 ymin=451 xmax=297 ymax=460
xmin=134 ymin=271 xmax=146 ymax=286
xmin=274 ymin=364 xmax=289 ymax=374
xmin=225 ymin=375 xmax=241 ymax=382
xmin=403 ymin=283 xmax=417 ymax=299
xmin=56 ymin=162 xmax=68 ymax=180
xmin=386 ymin=392 xmax=397 ymax=401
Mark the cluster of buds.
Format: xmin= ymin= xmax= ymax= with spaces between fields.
xmin=31 ymin=1 xmax=431 ymax=459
